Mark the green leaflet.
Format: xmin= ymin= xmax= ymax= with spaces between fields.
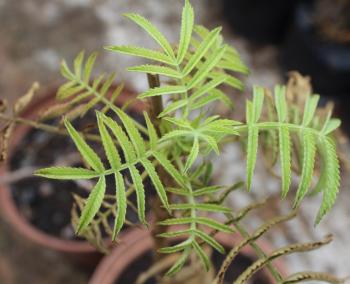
xmin=294 ymin=131 xmax=316 ymax=208
xmin=60 ymin=60 xmax=75 ymax=81
xmin=187 ymin=45 xmax=227 ymax=89
xmin=129 ymin=165 xmax=146 ymax=225
xmin=279 ymin=126 xmax=292 ymax=198
xmin=246 ymin=125 xmax=259 ymax=191
xmin=190 ymin=74 xmax=228 ymax=102
xmin=139 ymin=85 xmax=187 ymax=99
xmin=160 ymin=130 xmax=191 ymax=142
xmin=193 ymin=185 xmax=222 ymax=196
xmin=177 ymin=0 xmax=194 ymax=64
xmin=165 ymin=250 xmax=190 ymax=276
xmin=100 ymin=73 xmax=117 ymax=97
xmin=201 ymin=134 xmax=219 ymax=154
xmin=157 ymin=229 xmax=192 ymax=238
xmin=222 ymin=74 xmax=244 ymax=90
xmin=159 ymin=239 xmax=192 ymax=254
xmin=159 ymin=217 xmax=234 ymax=233
xmin=74 ymin=51 xmax=84 ymax=78
xmin=169 ymin=203 xmax=231 ymax=213
xmin=83 ymin=52 xmax=98 ymax=83
xmin=166 ymin=187 xmax=190 ymax=196
xmin=192 ymin=229 xmax=225 ymax=253
xmin=105 ymin=45 xmax=175 ymax=65
xmin=321 ymin=118 xmax=341 ymax=136
xmin=116 ymin=109 xmax=146 ymax=157
xmin=316 ymin=137 xmax=340 ymax=224
xmin=183 ymin=27 xmax=222 ymax=75
xmin=112 ymin=172 xmax=126 ymax=240
xmin=163 ymin=117 xmax=192 ymax=129
xmin=143 ymin=111 xmax=158 ymax=149
xmin=192 ymin=240 xmax=210 ymax=271
xmin=65 ymin=119 xmax=105 ymax=172
xmin=184 ymin=137 xmax=199 ymax=172
xmin=140 ymin=158 xmax=169 ymax=211
xmin=302 ymin=95 xmax=319 ymax=126
xmin=274 ymin=85 xmax=287 ymax=122
xmin=244 ymin=93 xmax=262 ymax=192
xmin=191 ymin=89 xmax=233 ymax=111
xmin=35 ymin=167 xmax=99 ymax=180
xmin=153 ymin=152 xmax=186 ymax=188
xmin=252 ymin=86 xmax=264 ymax=123
xmin=124 ymin=13 xmax=175 ymax=59
xmin=97 ymin=113 xmax=121 ymax=170
xmin=77 ymin=176 xmax=106 ymax=234
xmin=103 ymin=83 xmax=124 ymax=113
xmin=127 ymin=65 xmax=182 ymax=79
xmin=159 ymin=100 xmax=188 ymax=118
xmin=216 ymin=60 xmax=249 ymax=75
xmin=100 ymin=113 xmax=136 ymax=163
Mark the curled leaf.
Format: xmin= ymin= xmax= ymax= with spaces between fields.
xmin=14 ymin=82 xmax=40 ymax=114
xmin=0 ymin=123 xmax=15 ymax=163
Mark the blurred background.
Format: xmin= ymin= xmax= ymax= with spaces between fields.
xmin=0 ymin=0 xmax=350 ymax=283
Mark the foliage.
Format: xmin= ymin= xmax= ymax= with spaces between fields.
xmin=0 ymin=0 xmax=344 ymax=282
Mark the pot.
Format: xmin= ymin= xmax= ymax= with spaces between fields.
xmin=89 ymin=229 xmax=286 ymax=284
xmin=0 ymin=86 xmax=145 ymax=269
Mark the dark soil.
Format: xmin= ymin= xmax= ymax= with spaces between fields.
xmin=9 ymin=108 xmax=154 ymax=240
xmin=116 ymin=249 xmax=271 ymax=284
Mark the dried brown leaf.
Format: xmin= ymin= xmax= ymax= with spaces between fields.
xmin=0 ymin=99 xmax=8 ymax=113
xmin=38 ymin=102 xmax=72 ymax=121
xmin=286 ymin=72 xmax=312 ymax=106
xmin=14 ymin=82 xmax=40 ymax=114
xmin=0 ymin=123 xmax=15 ymax=163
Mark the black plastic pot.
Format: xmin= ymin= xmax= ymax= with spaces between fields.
xmin=222 ymin=0 xmax=296 ymax=44
xmin=281 ymin=3 xmax=350 ymax=97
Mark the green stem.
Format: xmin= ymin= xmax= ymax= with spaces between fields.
xmin=234 ymin=122 xmax=325 ymax=137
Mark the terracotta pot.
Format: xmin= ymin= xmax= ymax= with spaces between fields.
xmin=0 ymin=256 xmax=14 ymax=284
xmin=89 ymin=229 xmax=287 ymax=284
xmin=0 ymin=86 xmax=145 ymax=269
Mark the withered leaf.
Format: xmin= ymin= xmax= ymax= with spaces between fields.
xmin=0 ymin=99 xmax=8 ymax=113
xmin=0 ymin=123 xmax=15 ymax=163
xmin=38 ymin=102 xmax=72 ymax=121
xmin=14 ymin=82 xmax=40 ymax=115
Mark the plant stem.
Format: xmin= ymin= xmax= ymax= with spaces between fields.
xmin=147 ymin=74 xmax=171 ymax=263
xmin=0 ymin=113 xmax=102 ymax=142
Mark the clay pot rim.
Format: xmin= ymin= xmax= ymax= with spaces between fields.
xmin=89 ymin=228 xmax=287 ymax=284
xmin=0 ymin=85 xmax=144 ymax=254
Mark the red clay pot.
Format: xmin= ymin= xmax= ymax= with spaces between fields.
xmin=89 ymin=229 xmax=287 ymax=284
xmin=0 ymin=86 xmax=145 ymax=269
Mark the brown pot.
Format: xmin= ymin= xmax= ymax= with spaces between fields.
xmin=0 ymin=86 xmax=145 ymax=269
xmin=89 ymin=229 xmax=287 ymax=284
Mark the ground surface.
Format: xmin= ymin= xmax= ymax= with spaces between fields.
xmin=0 ymin=0 xmax=349 ymax=283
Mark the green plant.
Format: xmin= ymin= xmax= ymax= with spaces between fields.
xmin=1 ymin=1 xmax=346 ymax=283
